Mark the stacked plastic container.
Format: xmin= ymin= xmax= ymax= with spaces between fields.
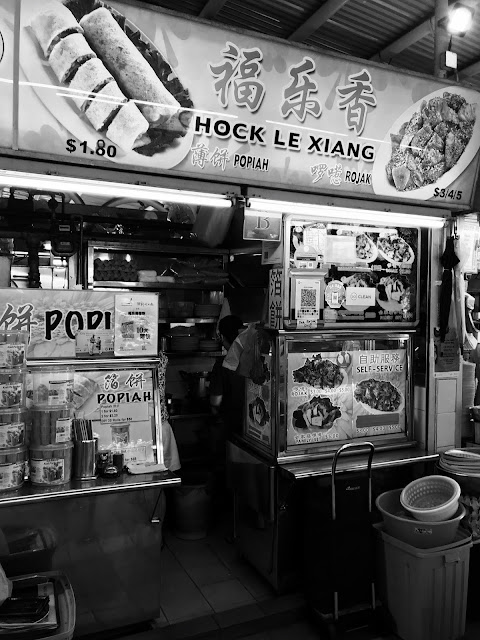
xmin=375 ymin=481 xmax=473 ymax=640
xmin=29 ymin=366 xmax=74 ymax=486
xmin=0 ymin=331 xmax=28 ymax=492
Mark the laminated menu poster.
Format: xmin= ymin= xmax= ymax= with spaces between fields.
xmin=352 ymin=350 xmax=406 ymax=438
xmin=287 ymin=350 xmax=354 ymax=446
xmin=245 ymin=355 xmax=272 ymax=447
xmin=0 ymin=289 xmax=115 ymax=359
xmin=114 ymin=293 xmax=158 ymax=357
xmin=72 ymin=368 xmax=155 ymax=463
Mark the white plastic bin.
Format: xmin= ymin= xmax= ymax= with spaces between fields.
xmin=375 ymin=523 xmax=472 ymax=640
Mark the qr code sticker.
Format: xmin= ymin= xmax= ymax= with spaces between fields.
xmin=300 ymin=288 xmax=317 ymax=313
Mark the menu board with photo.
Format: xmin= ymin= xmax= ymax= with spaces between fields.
xmin=288 ymin=220 xmax=419 ymax=325
xmin=286 ymin=350 xmax=354 ymax=446
xmin=73 ymin=367 xmax=156 ymax=464
xmin=245 ymin=355 xmax=272 ymax=448
xmin=352 ymin=350 xmax=406 ymax=438
xmin=286 ymin=344 xmax=408 ymax=449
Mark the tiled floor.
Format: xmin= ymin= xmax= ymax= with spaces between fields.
xmin=156 ymin=518 xmax=293 ymax=627
xmin=113 ymin=513 xmax=480 ymax=640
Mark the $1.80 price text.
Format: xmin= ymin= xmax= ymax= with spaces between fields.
xmin=65 ymin=139 xmax=117 ymax=158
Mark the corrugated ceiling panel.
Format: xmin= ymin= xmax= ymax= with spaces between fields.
xmin=333 ymin=0 xmax=433 ymax=48
xmin=215 ymin=4 xmax=288 ymax=37
xmin=149 ymin=0 xmax=203 ymax=16
xmin=139 ymin=0 xmax=480 ymax=92
xmin=306 ymin=22 xmax=378 ymax=59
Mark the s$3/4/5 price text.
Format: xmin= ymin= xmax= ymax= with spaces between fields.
xmin=433 ymin=187 xmax=463 ymax=200
xmin=65 ymin=139 xmax=117 ymax=158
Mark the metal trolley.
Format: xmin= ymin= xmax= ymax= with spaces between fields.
xmin=304 ymin=442 xmax=386 ymax=638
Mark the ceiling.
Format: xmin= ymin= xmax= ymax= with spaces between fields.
xmin=140 ymin=0 xmax=480 ymax=90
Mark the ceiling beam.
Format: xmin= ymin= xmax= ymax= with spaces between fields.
xmin=369 ymin=17 xmax=433 ymax=62
xmin=199 ymin=0 xmax=228 ymax=20
xmin=288 ymin=0 xmax=350 ymax=42
xmin=458 ymin=59 xmax=480 ymax=79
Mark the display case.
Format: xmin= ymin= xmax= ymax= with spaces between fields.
xmin=243 ymin=330 xmax=414 ymax=463
xmin=275 ymin=216 xmax=420 ymax=330
xmin=86 ymin=239 xmax=227 ymax=357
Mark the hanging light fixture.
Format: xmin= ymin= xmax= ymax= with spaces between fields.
xmin=438 ymin=2 xmax=475 ymax=37
xmin=246 ymin=197 xmax=445 ymax=229
xmin=0 ymin=170 xmax=234 ymax=209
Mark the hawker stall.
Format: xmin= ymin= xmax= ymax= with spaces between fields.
xmin=0 ymin=0 xmax=479 ymax=634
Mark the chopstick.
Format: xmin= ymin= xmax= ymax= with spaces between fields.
xmin=72 ymin=418 xmax=93 ymax=441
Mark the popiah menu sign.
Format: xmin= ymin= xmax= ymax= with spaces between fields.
xmin=0 ymin=0 xmax=479 ymax=208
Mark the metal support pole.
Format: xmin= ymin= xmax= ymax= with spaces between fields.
xmin=434 ymin=0 xmax=450 ymax=78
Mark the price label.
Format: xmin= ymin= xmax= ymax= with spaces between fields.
xmin=433 ymin=187 xmax=463 ymax=200
xmin=66 ymin=139 xmax=117 ymax=158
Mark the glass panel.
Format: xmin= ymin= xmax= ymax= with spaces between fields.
xmin=285 ymin=337 xmax=409 ymax=449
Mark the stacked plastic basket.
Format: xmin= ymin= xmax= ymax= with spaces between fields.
xmin=375 ymin=476 xmax=472 ymax=640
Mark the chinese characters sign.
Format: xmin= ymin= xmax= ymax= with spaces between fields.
xmin=0 ymin=289 xmax=157 ymax=360
xmin=4 ymin=0 xmax=480 ymax=208
xmin=74 ymin=367 xmax=155 ymax=463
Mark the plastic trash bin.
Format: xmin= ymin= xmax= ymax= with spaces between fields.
xmin=374 ymin=523 xmax=472 ymax=640
xmin=173 ymin=472 xmax=212 ymax=540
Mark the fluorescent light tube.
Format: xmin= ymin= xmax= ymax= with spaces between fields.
xmin=0 ymin=170 xmax=233 ymax=209
xmin=247 ymin=197 xmax=445 ymax=229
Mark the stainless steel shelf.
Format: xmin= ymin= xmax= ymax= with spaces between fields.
xmin=89 ymin=240 xmax=229 ymax=256
xmin=281 ymin=446 xmax=438 ymax=479
xmin=159 ymin=317 xmax=220 ymax=324
xmin=165 ymin=351 xmax=222 ymax=357
xmin=0 ymin=472 xmax=181 ymax=507
xmin=92 ymin=281 xmax=225 ymax=290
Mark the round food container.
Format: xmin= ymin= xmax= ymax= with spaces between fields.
xmin=30 ymin=367 xmax=74 ymax=406
xmin=0 ymin=408 xmax=26 ymax=448
xmin=0 ymin=445 xmax=27 ymax=492
xmin=30 ymin=405 xmax=73 ymax=446
xmin=29 ymin=442 xmax=73 ymax=486
xmin=0 ymin=369 xmax=25 ymax=408
xmin=0 ymin=331 xmax=28 ymax=368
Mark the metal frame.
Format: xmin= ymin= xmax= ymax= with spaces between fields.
xmin=28 ymin=357 xmax=165 ymax=466
xmin=273 ymin=330 xmax=415 ymax=464
xmin=86 ymin=239 xmax=229 ymax=289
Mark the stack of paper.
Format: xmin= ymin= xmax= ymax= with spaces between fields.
xmin=0 ymin=581 xmax=57 ymax=635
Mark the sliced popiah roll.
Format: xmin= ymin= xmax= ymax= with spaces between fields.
xmin=30 ymin=2 xmax=84 ymax=58
xmin=80 ymin=7 xmax=180 ymax=124
xmin=49 ymin=33 xmax=96 ymax=84
xmin=68 ymin=58 xmax=114 ymax=111
xmin=85 ymin=80 xmax=126 ymax=130
xmin=106 ymin=101 xmax=150 ymax=152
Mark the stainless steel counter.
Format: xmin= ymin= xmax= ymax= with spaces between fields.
xmin=0 ymin=471 xmax=180 ymax=507
xmin=0 ymin=473 xmax=179 ymax=636
xmin=281 ymin=446 xmax=438 ymax=479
